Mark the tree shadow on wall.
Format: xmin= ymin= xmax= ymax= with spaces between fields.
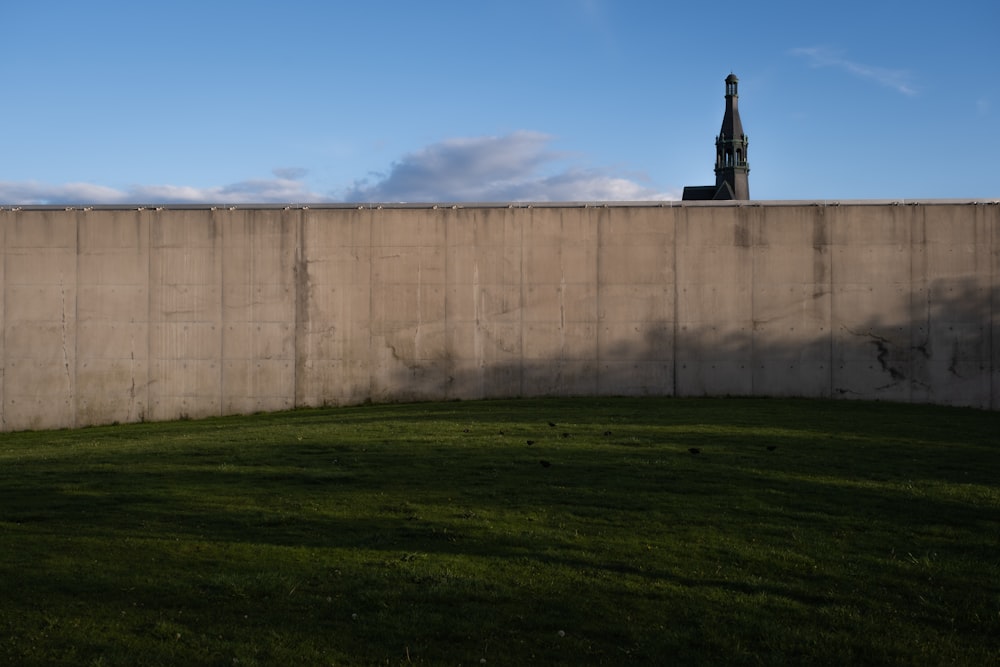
xmin=384 ymin=277 xmax=997 ymax=410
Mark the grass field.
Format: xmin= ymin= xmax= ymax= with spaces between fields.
xmin=0 ymin=397 xmax=998 ymax=666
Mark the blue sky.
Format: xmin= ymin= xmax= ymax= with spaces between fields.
xmin=1 ymin=0 xmax=996 ymax=204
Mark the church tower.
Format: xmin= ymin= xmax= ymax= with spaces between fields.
xmin=682 ymin=73 xmax=751 ymax=201
xmin=714 ymin=73 xmax=750 ymax=199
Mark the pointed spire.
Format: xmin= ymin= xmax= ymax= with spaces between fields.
xmin=720 ymin=74 xmax=745 ymax=141
xmin=714 ymin=73 xmax=750 ymax=199
xmin=682 ymin=73 xmax=751 ymax=201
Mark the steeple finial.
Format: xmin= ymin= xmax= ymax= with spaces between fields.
xmin=725 ymin=73 xmax=739 ymax=97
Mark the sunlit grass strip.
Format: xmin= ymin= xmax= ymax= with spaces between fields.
xmin=0 ymin=397 xmax=998 ymax=666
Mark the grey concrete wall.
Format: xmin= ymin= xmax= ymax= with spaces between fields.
xmin=1 ymin=201 xmax=997 ymax=430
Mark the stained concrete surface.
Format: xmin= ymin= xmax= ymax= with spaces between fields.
xmin=0 ymin=200 xmax=997 ymax=430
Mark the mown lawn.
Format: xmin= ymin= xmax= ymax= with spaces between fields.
xmin=0 ymin=397 xmax=998 ymax=666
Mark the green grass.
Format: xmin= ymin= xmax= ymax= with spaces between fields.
xmin=0 ymin=397 xmax=998 ymax=666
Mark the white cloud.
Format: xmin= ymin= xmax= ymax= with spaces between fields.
xmin=1 ymin=135 xmax=675 ymax=206
xmin=0 ymin=181 xmax=125 ymax=205
xmin=272 ymin=167 xmax=309 ymax=181
xmin=0 ymin=169 xmax=326 ymax=205
xmin=342 ymin=131 xmax=673 ymax=202
xmin=790 ymin=47 xmax=917 ymax=96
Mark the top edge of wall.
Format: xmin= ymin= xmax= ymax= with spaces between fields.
xmin=2 ymin=199 xmax=998 ymax=212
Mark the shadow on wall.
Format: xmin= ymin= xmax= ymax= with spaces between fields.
xmin=384 ymin=277 xmax=997 ymax=410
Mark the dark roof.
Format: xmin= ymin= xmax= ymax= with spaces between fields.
xmin=681 ymin=182 xmax=736 ymax=201
xmin=681 ymin=185 xmax=718 ymax=201
xmin=714 ymin=181 xmax=736 ymax=200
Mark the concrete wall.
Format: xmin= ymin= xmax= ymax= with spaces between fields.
xmin=1 ymin=201 xmax=997 ymax=430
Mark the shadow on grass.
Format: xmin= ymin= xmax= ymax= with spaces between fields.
xmin=1 ymin=397 xmax=998 ymax=665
